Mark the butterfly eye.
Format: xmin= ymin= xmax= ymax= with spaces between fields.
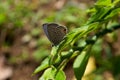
xmin=64 ymin=28 xmax=67 ymax=32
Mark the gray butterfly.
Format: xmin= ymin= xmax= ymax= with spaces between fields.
xmin=43 ymin=23 xmax=67 ymax=46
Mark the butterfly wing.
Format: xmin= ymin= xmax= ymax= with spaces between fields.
xmin=43 ymin=23 xmax=67 ymax=45
xmin=42 ymin=23 xmax=49 ymax=39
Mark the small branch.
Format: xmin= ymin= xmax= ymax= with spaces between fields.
xmin=73 ymin=24 xmax=120 ymax=53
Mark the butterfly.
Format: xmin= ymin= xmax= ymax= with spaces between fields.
xmin=43 ymin=23 xmax=67 ymax=46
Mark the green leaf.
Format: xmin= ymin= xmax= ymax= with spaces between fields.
xmin=113 ymin=0 xmax=120 ymax=5
xmin=105 ymin=8 xmax=120 ymax=19
xmin=33 ymin=57 xmax=49 ymax=75
xmin=55 ymin=69 xmax=66 ymax=80
xmin=72 ymin=22 xmax=99 ymax=44
xmin=39 ymin=68 xmax=55 ymax=80
xmin=49 ymin=46 xmax=60 ymax=65
xmin=39 ymin=67 xmax=66 ymax=80
xmin=96 ymin=0 xmax=112 ymax=6
xmin=73 ymin=46 xmax=91 ymax=80
xmin=87 ymin=7 xmax=111 ymax=24
xmin=87 ymin=22 xmax=99 ymax=32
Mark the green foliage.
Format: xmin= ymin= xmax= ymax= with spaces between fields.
xmin=0 ymin=0 xmax=51 ymax=70
xmin=34 ymin=0 xmax=120 ymax=80
xmin=39 ymin=67 xmax=66 ymax=80
xmin=33 ymin=57 xmax=49 ymax=75
xmin=73 ymin=46 xmax=91 ymax=80
xmin=0 ymin=1 xmax=32 ymax=27
xmin=0 ymin=0 xmax=120 ymax=80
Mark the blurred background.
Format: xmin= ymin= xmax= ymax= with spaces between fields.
xmin=0 ymin=0 xmax=120 ymax=80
